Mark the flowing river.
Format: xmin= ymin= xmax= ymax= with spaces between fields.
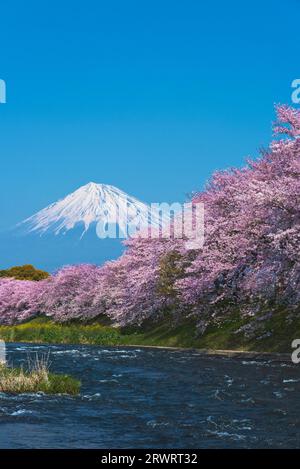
xmin=0 ymin=343 xmax=299 ymax=448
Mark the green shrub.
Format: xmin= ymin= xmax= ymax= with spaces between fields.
xmin=0 ymin=264 xmax=49 ymax=281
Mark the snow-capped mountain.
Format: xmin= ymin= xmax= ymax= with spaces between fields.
xmin=19 ymin=182 xmax=164 ymax=237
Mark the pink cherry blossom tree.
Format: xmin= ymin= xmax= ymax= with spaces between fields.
xmin=1 ymin=104 xmax=299 ymax=329
xmin=0 ymin=278 xmax=43 ymax=324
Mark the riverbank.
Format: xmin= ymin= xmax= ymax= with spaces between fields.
xmin=0 ymin=310 xmax=298 ymax=353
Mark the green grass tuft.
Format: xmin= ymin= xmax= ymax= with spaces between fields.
xmin=0 ymin=352 xmax=80 ymax=395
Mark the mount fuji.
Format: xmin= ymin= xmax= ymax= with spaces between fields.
xmin=19 ymin=182 xmax=162 ymax=238
xmin=0 ymin=183 xmax=168 ymax=271
xmin=0 ymin=182 xmax=175 ymax=271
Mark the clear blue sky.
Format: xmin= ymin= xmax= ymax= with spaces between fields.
xmin=0 ymin=0 xmax=299 ymax=231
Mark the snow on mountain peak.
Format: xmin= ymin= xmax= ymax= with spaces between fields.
xmin=19 ymin=182 xmax=163 ymax=237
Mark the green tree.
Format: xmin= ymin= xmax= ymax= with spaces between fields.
xmin=0 ymin=265 xmax=49 ymax=281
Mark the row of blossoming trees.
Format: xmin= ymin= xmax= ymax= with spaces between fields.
xmin=1 ymin=105 xmax=300 ymax=328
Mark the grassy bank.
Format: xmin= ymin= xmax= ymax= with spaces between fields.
xmin=0 ymin=310 xmax=299 ymax=353
xmin=0 ymin=360 xmax=80 ymax=395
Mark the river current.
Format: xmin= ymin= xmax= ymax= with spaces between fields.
xmin=0 ymin=343 xmax=299 ymax=448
